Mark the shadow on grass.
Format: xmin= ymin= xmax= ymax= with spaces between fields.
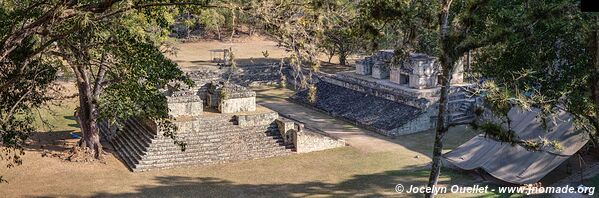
xmin=34 ymin=165 xmax=491 ymax=198
xmin=64 ymin=116 xmax=80 ymax=128
xmin=25 ymin=130 xmax=80 ymax=153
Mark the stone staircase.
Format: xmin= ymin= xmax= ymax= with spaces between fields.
xmin=449 ymin=100 xmax=476 ymax=124
xmin=99 ymin=115 xmax=294 ymax=172
xmin=447 ymin=87 xmax=477 ymax=125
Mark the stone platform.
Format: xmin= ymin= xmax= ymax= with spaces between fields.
xmin=99 ymin=106 xmax=293 ymax=172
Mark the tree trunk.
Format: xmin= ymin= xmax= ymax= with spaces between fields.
xmin=216 ymin=26 xmax=222 ymax=41
xmin=76 ymin=82 xmax=102 ymax=158
xmin=426 ymin=1 xmax=453 ymax=198
xmin=426 ymin=62 xmax=452 ymax=198
xmin=230 ymin=8 xmax=236 ymax=42
xmin=339 ymin=51 xmax=347 ymax=66
xmin=592 ymin=19 xmax=599 ymax=137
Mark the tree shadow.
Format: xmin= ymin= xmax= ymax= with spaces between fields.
xmin=64 ymin=115 xmax=80 ymax=128
xmin=25 ymin=130 xmax=80 ymax=153
xmin=35 ymin=165 xmax=484 ymax=197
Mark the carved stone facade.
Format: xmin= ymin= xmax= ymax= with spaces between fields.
xmin=356 ymin=50 xmax=465 ymax=89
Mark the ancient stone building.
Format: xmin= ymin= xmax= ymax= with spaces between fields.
xmin=390 ymin=53 xmax=439 ymax=89
xmin=294 ymin=50 xmax=476 ymax=137
xmin=100 ymin=70 xmax=344 ymax=172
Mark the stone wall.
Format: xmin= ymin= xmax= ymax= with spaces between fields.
xmin=372 ymin=64 xmax=390 ymax=79
xmin=236 ymin=111 xmax=279 ymax=127
xmin=295 ymin=130 xmax=346 ymax=153
xmin=317 ymin=72 xmax=434 ymax=109
xmin=387 ymin=109 xmax=435 ymax=136
xmin=187 ymin=64 xmax=284 ymax=88
xmin=220 ymin=97 xmax=256 ymax=113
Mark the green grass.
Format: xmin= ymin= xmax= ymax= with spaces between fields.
xmin=32 ymin=97 xmax=79 ymax=132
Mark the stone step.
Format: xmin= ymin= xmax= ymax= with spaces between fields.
xmin=137 ymin=146 xmax=293 ymax=168
xmin=124 ymin=119 xmax=159 ymax=140
xmin=143 ymin=128 xmax=281 ymax=147
xmin=109 ymin=117 xmax=293 ymax=171
xmin=124 ymin=119 xmax=277 ymax=144
xmin=187 ymin=116 xmax=236 ymax=124
xmin=138 ymin=145 xmax=292 ymax=165
xmin=110 ymin=137 xmax=143 ymax=171
xmin=112 ymin=133 xmax=145 ymax=162
xmin=116 ymin=126 xmax=285 ymax=155
xmin=112 ymin=144 xmax=139 ymax=171
xmin=118 ymin=126 xmax=154 ymax=153
xmin=121 ymin=124 xmax=153 ymax=148
xmin=451 ymin=115 xmax=475 ymax=124
xmin=142 ymin=135 xmax=286 ymax=154
xmin=134 ymin=149 xmax=293 ymax=171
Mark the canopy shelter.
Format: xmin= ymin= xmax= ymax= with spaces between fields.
xmin=443 ymin=107 xmax=589 ymax=185
xmin=209 ymin=49 xmax=230 ymax=65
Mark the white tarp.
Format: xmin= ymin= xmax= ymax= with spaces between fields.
xmin=443 ymin=107 xmax=589 ymax=184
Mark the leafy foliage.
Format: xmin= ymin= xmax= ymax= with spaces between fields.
xmin=0 ymin=37 xmax=57 ymax=172
xmin=473 ymin=0 xmax=599 ymax=141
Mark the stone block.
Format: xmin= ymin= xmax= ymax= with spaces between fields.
xmin=295 ymin=130 xmax=345 ymax=153
xmin=219 ymin=97 xmax=256 ymax=113
xmin=371 ymin=64 xmax=390 ymax=79
xmin=275 ymin=118 xmax=296 ymax=144
xmin=167 ymin=95 xmax=203 ymax=117
xmin=355 ymin=63 xmax=372 ymax=75
xmin=236 ymin=112 xmax=278 ymax=127
xmin=389 ymin=68 xmax=401 ymax=84
xmin=206 ymin=93 xmax=220 ymax=108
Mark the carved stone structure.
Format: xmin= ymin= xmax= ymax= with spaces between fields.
xmin=391 ymin=53 xmax=439 ymax=89
xmin=355 ymin=57 xmax=372 ymax=75
xmin=296 ymin=50 xmax=476 ymax=136
xmin=100 ymin=66 xmax=344 ymax=172
xmin=365 ymin=50 xmax=395 ymax=79
xmin=164 ymin=87 xmax=203 ymax=117
xmin=206 ymin=81 xmax=256 ymax=113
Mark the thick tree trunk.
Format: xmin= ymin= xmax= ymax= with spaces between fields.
xmin=76 ymin=82 xmax=102 ymax=158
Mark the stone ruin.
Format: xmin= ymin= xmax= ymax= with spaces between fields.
xmin=293 ymin=50 xmax=478 ymax=137
xmin=100 ymin=74 xmax=344 ymax=172
xmin=206 ymin=81 xmax=256 ymax=113
xmin=164 ymin=87 xmax=203 ymax=117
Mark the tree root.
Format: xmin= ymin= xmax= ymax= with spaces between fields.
xmin=41 ymin=146 xmax=106 ymax=164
